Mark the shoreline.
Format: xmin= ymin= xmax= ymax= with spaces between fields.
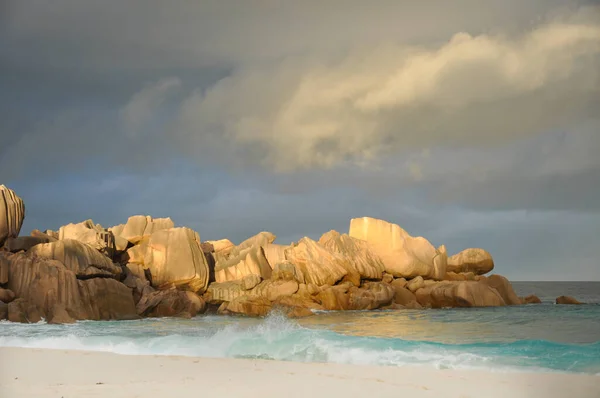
xmin=1 ymin=347 xmax=599 ymax=398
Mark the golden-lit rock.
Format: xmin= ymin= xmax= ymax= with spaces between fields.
xmin=319 ymin=230 xmax=385 ymax=281
xmin=415 ymin=281 xmax=506 ymax=308
xmin=0 ymin=185 xmax=25 ymax=247
xmin=348 ymin=217 xmax=446 ymax=280
xmin=447 ymin=248 xmax=494 ymax=275
xmin=284 ymin=237 xmax=348 ymax=286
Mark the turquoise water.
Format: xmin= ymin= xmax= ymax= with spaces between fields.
xmin=1 ymin=282 xmax=599 ymax=374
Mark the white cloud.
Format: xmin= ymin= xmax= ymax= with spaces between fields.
xmin=174 ymin=13 xmax=600 ymax=171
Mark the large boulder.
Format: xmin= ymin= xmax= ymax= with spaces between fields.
xmin=319 ymin=230 xmax=386 ymax=281
xmin=225 ymin=296 xmax=272 ymax=317
xmin=347 ymin=282 xmax=394 ymax=310
xmin=479 ymin=274 xmax=521 ymax=305
xmin=415 ymin=281 xmax=506 ymax=308
xmin=0 ymin=287 xmax=15 ymax=303
xmin=447 ymin=248 xmax=494 ymax=275
xmin=214 ymin=245 xmax=272 ymax=283
xmin=284 ymin=237 xmax=348 ymax=286
xmin=8 ymin=298 xmax=42 ymax=323
xmin=390 ymin=282 xmax=420 ymax=307
xmin=3 ymin=236 xmax=52 ymax=253
xmin=0 ymin=185 xmax=25 ymax=247
xmin=28 ymin=239 xmax=121 ymax=278
xmin=206 ymin=239 xmax=235 ymax=254
xmin=556 ymin=295 xmax=583 ymax=305
xmin=522 ymin=294 xmax=542 ymax=304
xmin=3 ymin=251 xmax=136 ymax=320
xmin=204 ymin=279 xmax=299 ymax=305
xmin=127 ymin=227 xmax=210 ymax=293
xmin=262 ymin=243 xmax=289 ymax=269
xmin=348 ymin=217 xmax=447 ymax=280
xmin=0 ymin=301 xmax=7 ymax=320
xmin=58 ymin=219 xmax=115 ymax=256
xmin=111 ymin=215 xmax=174 ymax=245
xmin=136 ymin=289 xmax=206 ymax=318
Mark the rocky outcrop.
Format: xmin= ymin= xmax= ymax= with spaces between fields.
xmin=347 ymin=282 xmax=394 ymax=310
xmin=415 ymin=281 xmax=506 ymax=308
xmin=262 ymin=243 xmax=289 ymax=269
xmin=111 ymin=215 xmax=174 ymax=245
xmin=479 ymin=274 xmax=521 ymax=305
xmin=319 ymin=230 xmax=385 ymax=281
xmin=28 ymin=240 xmax=121 ymax=278
xmin=136 ymin=289 xmax=206 ymax=318
xmin=556 ymin=295 xmax=583 ymax=305
xmin=8 ymin=298 xmax=42 ymax=323
xmin=0 ymin=287 xmax=15 ymax=303
xmin=204 ymin=279 xmax=299 ymax=304
xmin=348 ymin=217 xmax=447 ymax=280
xmin=225 ymin=296 xmax=273 ymax=317
xmin=3 ymin=236 xmax=52 ymax=253
xmin=3 ymin=251 xmax=136 ymax=321
xmin=214 ymin=245 xmax=272 ymax=283
xmin=390 ymin=281 xmax=420 ymax=308
xmin=47 ymin=305 xmax=76 ymax=324
xmin=127 ymin=227 xmax=210 ymax=293
xmin=522 ymin=294 xmax=542 ymax=304
xmin=0 ymin=301 xmax=7 ymax=320
xmin=206 ymin=239 xmax=235 ymax=254
xmin=58 ymin=219 xmax=115 ymax=256
xmin=0 ymin=185 xmax=25 ymax=247
xmin=447 ymin=248 xmax=494 ymax=275
xmin=284 ymin=237 xmax=348 ymax=286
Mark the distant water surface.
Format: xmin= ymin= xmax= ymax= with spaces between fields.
xmin=1 ymin=282 xmax=599 ymax=374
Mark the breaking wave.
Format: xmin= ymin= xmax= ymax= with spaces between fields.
xmin=1 ymin=313 xmax=599 ymax=374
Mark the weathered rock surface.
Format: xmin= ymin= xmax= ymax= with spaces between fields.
xmin=4 ymin=236 xmax=52 ymax=253
xmin=0 ymin=185 xmax=25 ymax=247
xmin=31 ymin=229 xmax=58 ymax=242
xmin=319 ymin=230 xmax=385 ymax=281
xmin=225 ymin=296 xmax=272 ymax=317
xmin=522 ymin=294 xmax=542 ymax=304
xmin=136 ymin=289 xmax=206 ymax=318
xmin=47 ymin=305 xmax=76 ymax=324
xmin=284 ymin=237 xmax=348 ymax=286
xmin=415 ymin=281 xmax=506 ymax=308
xmin=205 ymin=279 xmax=299 ymax=305
xmin=111 ymin=215 xmax=174 ymax=245
xmin=28 ymin=239 xmax=121 ymax=278
xmin=214 ymin=245 xmax=272 ymax=283
xmin=556 ymin=295 xmax=583 ymax=305
xmin=8 ymin=298 xmax=42 ymax=323
xmin=128 ymin=227 xmax=210 ymax=293
xmin=479 ymin=274 xmax=521 ymax=305
xmin=348 ymin=282 xmax=394 ymax=310
xmin=3 ymin=251 xmax=136 ymax=320
xmin=0 ymin=301 xmax=7 ymax=320
xmin=444 ymin=271 xmax=477 ymax=281
xmin=241 ymin=274 xmax=262 ymax=290
xmin=77 ymin=278 xmax=138 ymax=320
xmin=348 ymin=217 xmax=446 ymax=280
xmin=58 ymin=219 xmax=115 ymax=255
xmin=0 ymin=287 xmax=15 ymax=303
xmin=447 ymin=248 xmax=494 ymax=275
xmin=391 ymin=284 xmax=420 ymax=307
xmin=271 ymin=261 xmax=303 ymax=283
xmin=262 ymin=244 xmax=289 ymax=269
xmin=206 ymin=239 xmax=235 ymax=254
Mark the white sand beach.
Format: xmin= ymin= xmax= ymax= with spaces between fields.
xmin=0 ymin=347 xmax=598 ymax=398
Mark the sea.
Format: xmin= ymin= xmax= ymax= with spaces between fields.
xmin=1 ymin=282 xmax=599 ymax=375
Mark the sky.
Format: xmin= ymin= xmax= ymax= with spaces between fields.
xmin=1 ymin=0 xmax=599 ymax=281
